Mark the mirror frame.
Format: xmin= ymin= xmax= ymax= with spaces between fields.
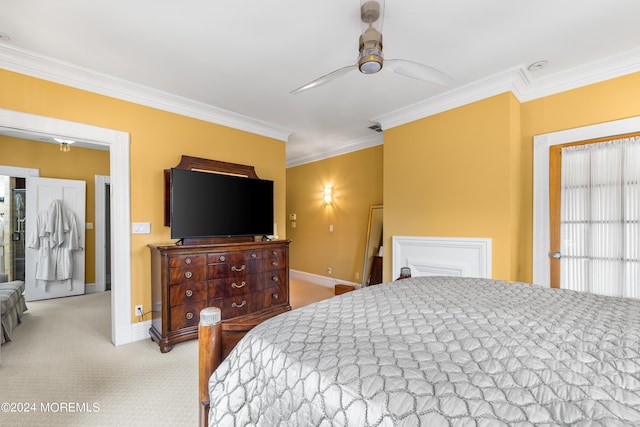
xmin=361 ymin=205 xmax=383 ymax=286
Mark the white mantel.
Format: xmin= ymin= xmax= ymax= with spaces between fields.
xmin=392 ymin=236 xmax=492 ymax=280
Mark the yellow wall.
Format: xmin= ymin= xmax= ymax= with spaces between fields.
xmin=0 ymin=69 xmax=287 ymax=322
xmin=4 ymin=65 xmax=640 ymax=316
xmin=0 ymin=135 xmax=110 ymax=284
xmin=384 ymin=93 xmax=522 ymax=281
xmin=286 ymin=145 xmax=383 ymax=283
xmin=383 ymin=72 xmax=640 ymax=283
xmin=286 ymin=72 xmax=640 ymax=287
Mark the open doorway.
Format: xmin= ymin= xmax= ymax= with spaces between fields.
xmin=0 ymin=108 xmax=133 ymax=346
xmin=0 ymin=176 xmax=26 ymax=283
xmin=0 ymin=169 xmax=39 ymax=284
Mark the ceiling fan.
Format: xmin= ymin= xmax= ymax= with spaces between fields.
xmin=291 ymin=0 xmax=453 ymax=94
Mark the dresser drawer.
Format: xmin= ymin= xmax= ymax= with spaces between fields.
xmin=262 ymin=257 xmax=285 ymax=272
xmin=208 ymin=274 xmax=263 ymax=299
xmin=264 ymin=268 xmax=287 ymax=290
xmin=209 ymin=292 xmax=264 ymax=319
xmin=207 ymin=258 xmax=260 ymax=278
xmin=169 ymin=265 xmax=206 ymax=285
xmin=169 ymin=281 xmax=208 ymax=306
xmin=169 ymin=300 xmax=208 ymax=331
xmin=264 ymin=283 xmax=288 ymax=309
xmin=207 ymin=250 xmax=262 ymax=264
xmin=168 ymin=254 xmax=206 ymax=268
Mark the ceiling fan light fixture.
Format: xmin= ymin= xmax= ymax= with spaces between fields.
xmin=290 ymin=0 xmax=452 ymax=93
xmin=358 ymin=49 xmax=383 ymax=74
xmin=358 ymin=27 xmax=383 ymax=74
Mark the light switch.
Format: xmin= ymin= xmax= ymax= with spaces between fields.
xmin=85 ymin=222 xmax=94 ymax=229
xmin=132 ymin=222 xmax=151 ymax=234
xmin=289 ymin=213 xmax=297 ymax=220
xmin=329 ymin=224 xmax=334 ymax=232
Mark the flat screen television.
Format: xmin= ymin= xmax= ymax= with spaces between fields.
xmin=169 ymin=168 xmax=274 ymax=240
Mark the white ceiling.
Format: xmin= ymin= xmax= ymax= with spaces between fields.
xmin=1 ymin=0 xmax=640 ymax=166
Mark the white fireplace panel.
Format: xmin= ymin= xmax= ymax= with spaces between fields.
xmin=392 ymin=236 xmax=492 ymax=280
xmin=407 ymin=258 xmax=466 ymax=277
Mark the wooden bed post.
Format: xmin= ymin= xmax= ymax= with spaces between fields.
xmin=197 ymin=305 xmax=292 ymax=427
xmin=199 ymin=307 xmax=222 ymax=427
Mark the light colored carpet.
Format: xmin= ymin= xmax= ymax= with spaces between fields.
xmin=0 ymin=278 xmax=333 ymax=426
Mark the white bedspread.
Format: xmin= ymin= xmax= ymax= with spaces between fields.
xmin=209 ymin=276 xmax=640 ymax=426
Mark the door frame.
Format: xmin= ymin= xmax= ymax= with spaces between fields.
xmin=533 ymin=115 xmax=640 ymax=287
xmin=0 ymin=108 xmax=132 ymax=346
xmin=95 ymin=175 xmax=110 ymax=293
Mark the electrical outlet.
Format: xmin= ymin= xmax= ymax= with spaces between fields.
xmin=135 ymin=305 xmax=143 ymax=317
xmin=355 ymin=272 xmax=360 ymax=280
xmin=327 ymin=267 xmax=332 ymax=275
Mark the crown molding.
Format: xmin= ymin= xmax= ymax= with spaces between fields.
xmin=286 ymin=132 xmax=383 ymax=168
xmin=3 ymin=43 xmax=639 ymax=165
xmin=0 ymin=44 xmax=293 ymax=142
xmin=517 ymin=46 xmax=640 ymax=102
xmin=374 ymin=47 xmax=640 ymax=131
xmin=373 ymin=66 xmax=531 ymax=131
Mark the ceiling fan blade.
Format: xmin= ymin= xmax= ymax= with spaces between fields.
xmin=290 ymin=65 xmax=356 ymax=94
xmin=384 ymin=59 xmax=453 ymax=86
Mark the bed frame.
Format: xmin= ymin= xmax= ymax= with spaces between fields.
xmin=198 ymin=305 xmax=288 ymax=427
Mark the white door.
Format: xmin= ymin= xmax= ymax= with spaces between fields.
xmin=24 ymin=177 xmax=86 ymax=301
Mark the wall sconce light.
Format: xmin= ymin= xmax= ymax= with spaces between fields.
xmin=323 ymin=186 xmax=333 ymax=205
xmin=54 ymin=137 xmax=75 ymax=152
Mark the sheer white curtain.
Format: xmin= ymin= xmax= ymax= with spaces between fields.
xmin=560 ymin=136 xmax=640 ymax=298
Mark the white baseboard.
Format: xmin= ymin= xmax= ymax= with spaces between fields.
xmin=84 ymin=283 xmax=96 ymax=294
xmin=290 ymin=269 xmax=360 ymax=289
xmin=130 ymin=319 xmax=152 ymax=342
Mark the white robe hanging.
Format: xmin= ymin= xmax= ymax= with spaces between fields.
xmin=27 ymin=199 xmax=79 ymax=288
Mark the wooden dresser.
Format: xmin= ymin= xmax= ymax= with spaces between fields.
xmin=148 ymin=239 xmax=291 ymax=352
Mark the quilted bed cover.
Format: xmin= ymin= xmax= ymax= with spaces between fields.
xmin=209 ymin=277 xmax=640 ymax=426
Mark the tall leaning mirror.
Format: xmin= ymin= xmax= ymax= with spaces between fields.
xmin=361 ymin=205 xmax=383 ymax=286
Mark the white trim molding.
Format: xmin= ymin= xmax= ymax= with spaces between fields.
xmin=290 ymin=269 xmax=359 ymax=289
xmin=0 ymin=44 xmax=293 ymax=143
xmin=392 ymin=236 xmax=492 ymax=280
xmin=0 ymin=107 xmax=133 ymax=346
xmin=130 ymin=319 xmax=152 ymax=342
xmin=0 ymin=166 xmax=40 ymax=178
xmin=95 ymin=175 xmax=110 ymax=293
xmin=532 ymin=115 xmax=640 ymax=287
xmin=375 ymin=47 xmax=640 ymax=133
xmin=3 ymin=44 xmax=640 ymax=168
xmin=286 ymin=133 xmax=383 ymax=168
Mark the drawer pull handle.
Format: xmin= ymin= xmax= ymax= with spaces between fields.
xmin=231 ymin=264 xmax=246 ymax=272
xmin=271 ymin=261 xmax=278 ymax=267
xmin=272 ymin=276 xmax=279 ymax=282
xmin=272 ymin=293 xmax=279 ymax=299
xmin=184 ymin=257 xmax=192 ymax=265
xmin=251 ymin=253 xmax=257 ymax=258
xmin=272 ymin=251 xmax=277 ymax=256
xmin=184 ymin=271 xmax=193 ymax=279
xmin=219 ymin=255 xmax=226 ymax=262
xmin=232 ymin=300 xmax=246 ymax=308
xmin=185 ymin=312 xmax=194 ymax=320
xmin=185 ymin=289 xmax=193 ymax=297
xmin=231 ymin=281 xmax=246 ymax=289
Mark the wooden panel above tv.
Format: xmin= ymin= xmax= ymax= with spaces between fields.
xmin=164 ymin=155 xmax=263 ymax=245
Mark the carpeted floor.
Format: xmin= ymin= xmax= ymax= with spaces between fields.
xmin=0 ymin=278 xmax=333 ymax=426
